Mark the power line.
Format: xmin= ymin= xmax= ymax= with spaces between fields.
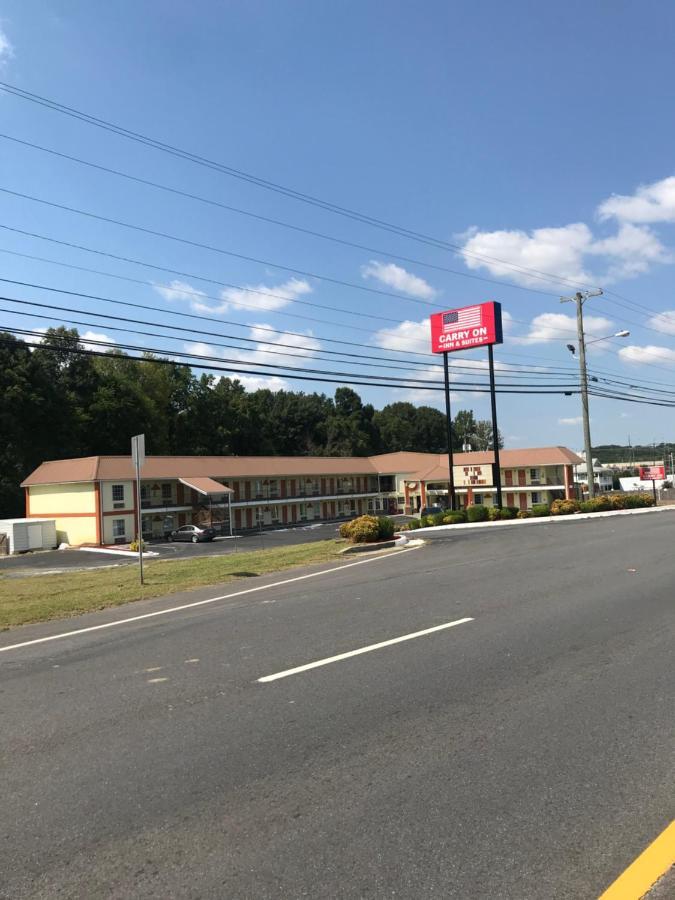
xmin=0 ymin=132 xmax=560 ymax=301
xmin=2 ymin=332 xmax=582 ymax=395
xmin=0 ymin=277 xmax=583 ymax=376
xmin=0 ymin=81 xmax=601 ymax=292
xmin=0 ymin=185 xmax=460 ymax=311
xmin=0 ymin=296 xmax=580 ymax=382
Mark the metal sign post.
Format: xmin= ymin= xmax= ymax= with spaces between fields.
xmin=443 ymin=353 xmax=456 ymax=511
xmin=131 ymin=433 xmax=146 ymax=585
xmin=487 ymin=344 xmax=503 ymax=508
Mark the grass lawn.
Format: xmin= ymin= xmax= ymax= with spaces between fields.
xmin=0 ymin=540 xmax=344 ymax=630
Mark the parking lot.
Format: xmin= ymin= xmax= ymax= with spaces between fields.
xmin=1 ymin=520 xmax=410 ymax=576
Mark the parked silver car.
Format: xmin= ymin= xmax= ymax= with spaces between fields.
xmin=168 ymin=525 xmax=216 ymax=543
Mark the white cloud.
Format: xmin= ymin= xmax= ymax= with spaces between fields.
xmin=218 ymin=277 xmax=312 ymax=312
xmin=374 ymin=318 xmax=430 ymax=353
xmin=598 ymin=175 xmax=675 ymax=224
xmin=154 ymin=280 xmax=206 ymax=304
xmin=228 ymin=373 xmax=289 ymax=392
xmin=0 ymin=27 xmax=13 ymax=64
xmin=154 ymin=277 xmax=312 ymax=314
xmin=618 ymin=344 xmax=675 ymax=366
xmin=183 ymin=324 xmax=321 ymax=391
xmin=588 ymin=224 xmax=670 ymax=279
xmin=646 ymin=309 xmax=675 ymax=336
xmin=80 ymin=330 xmax=114 ymax=347
xmin=361 ymin=260 xmax=438 ymax=299
xmin=462 ymin=223 xmax=595 ymax=287
xmin=513 ymin=312 xmax=614 ymax=347
xmin=461 ymin=218 xmax=668 ymax=288
xmin=558 ymin=416 xmax=583 ymax=426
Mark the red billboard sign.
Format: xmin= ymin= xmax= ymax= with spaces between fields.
xmin=638 ymin=465 xmax=665 ymax=480
xmin=430 ymin=301 xmax=503 ymax=354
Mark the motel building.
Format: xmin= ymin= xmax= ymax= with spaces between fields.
xmin=21 ymin=447 xmax=581 ymax=546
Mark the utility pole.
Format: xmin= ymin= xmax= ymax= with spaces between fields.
xmin=561 ymin=289 xmax=603 ymax=500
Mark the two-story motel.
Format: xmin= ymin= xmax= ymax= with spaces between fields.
xmin=21 ymin=447 xmax=581 ymax=546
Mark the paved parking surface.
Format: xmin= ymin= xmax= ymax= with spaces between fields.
xmin=0 ymin=518 xmax=412 ymax=576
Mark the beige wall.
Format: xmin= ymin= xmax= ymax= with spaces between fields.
xmin=53 ymin=516 xmax=98 ymax=547
xmin=28 ymin=482 xmax=96 ymax=515
xmin=102 ymin=513 xmax=135 ymax=545
xmin=28 ymin=483 xmax=98 ymax=546
xmin=100 ymin=480 xmax=135 ymax=513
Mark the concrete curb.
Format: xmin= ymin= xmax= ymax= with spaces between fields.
xmin=413 ymin=504 xmax=675 ymax=536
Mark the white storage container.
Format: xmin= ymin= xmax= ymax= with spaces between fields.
xmin=0 ymin=519 xmax=58 ymax=554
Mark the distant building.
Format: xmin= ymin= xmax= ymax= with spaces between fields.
xmin=573 ymin=455 xmax=615 ymax=493
xmin=21 ymin=446 xmax=582 ymax=546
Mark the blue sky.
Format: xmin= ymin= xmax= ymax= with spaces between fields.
xmin=1 ymin=0 xmax=675 ymax=450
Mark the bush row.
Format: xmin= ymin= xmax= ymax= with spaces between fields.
xmin=339 ymin=515 xmax=396 ymax=543
xmin=399 ymin=492 xmax=656 ymax=530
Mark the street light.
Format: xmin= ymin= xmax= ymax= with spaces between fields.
xmin=560 ymin=289 xmax=630 ymax=499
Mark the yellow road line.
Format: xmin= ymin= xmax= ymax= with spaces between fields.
xmin=599 ymin=820 xmax=675 ymax=899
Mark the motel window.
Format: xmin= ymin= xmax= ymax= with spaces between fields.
xmin=531 ymin=492 xmax=541 ymax=504
xmin=140 ymin=484 xmax=149 ymax=501
xmin=299 ymin=503 xmax=307 ymax=519
xmin=112 ymin=519 xmax=126 ymax=539
xmin=474 ymin=494 xmax=483 ymax=505
xmin=161 ymin=483 xmax=172 ymax=502
xmin=112 ymin=484 xmax=125 ymax=508
xmin=530 ymin=469 xmax=540 ymax=482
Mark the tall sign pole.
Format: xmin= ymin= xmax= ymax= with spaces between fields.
xmin=131 ymin=433 xmax=146 ymax=586
xmin=487 ymin=344 xmax=503 ymax=508
xmin=443 ymin=353 xmax=456 ymax=511
xmin=430 ymin=302 xmax=504 ymax=512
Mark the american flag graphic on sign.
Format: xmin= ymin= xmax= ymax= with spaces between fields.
xmin=442 ymin=306 xmax=483 ymax=332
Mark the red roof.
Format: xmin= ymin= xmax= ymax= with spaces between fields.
xmin=22 ymin=447 xmax=582 ymax=487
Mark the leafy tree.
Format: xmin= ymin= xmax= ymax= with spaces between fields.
xmin=0 ymin=325 xmax=514 ymax=518
xmin=373 ymin=402 xmax=446 ymax=452
xmin=473 ymin=420 xmax=505 ymax=451
xmin=453 ymin=409 xmax=477 ymax=450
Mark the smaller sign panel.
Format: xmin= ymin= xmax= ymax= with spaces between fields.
xmin=131 ymin=433 xmax=146 ymax=471
xmin=430 ymin=301 xmax=503 ymax=354
xmin=638 ymin=465 xmax=665 ymax=481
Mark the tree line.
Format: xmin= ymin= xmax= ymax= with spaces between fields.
xmin=0 ymin=328 xmax=502 ymax=516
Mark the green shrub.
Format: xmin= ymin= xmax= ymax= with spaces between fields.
xmin=443 ymin=513 xmax=466 ymax=525
xmin=129 ymin=539 xmax=146 ymax=551
xmin=377 ymin=516 xmax=395 ymax=539
xmin=505 ymin=506 xmax=519 ymax=519
xmin=466 ymin=504 xmax=488 ymax=523
xmin=550 ymin=498 xmax=581 ymax=516
xmin=517 ymin=510 xmax=533 ymax=519
xmin=407 ymin=519 xmax=421 ymax=530
xmin=339 ymin=515 xmax=380 ymax=543
xmin=616 ymin=492 xmax=655 ymax=509
xmin=487 ymin=506 xmax=501 ymax=521
xmin=431 ymin=511 xmax=446 ymax=526
xmin=532 ymin=503 xmax=551 ymax=517
xmin=498 ymin=507 xmax=516 ymax=519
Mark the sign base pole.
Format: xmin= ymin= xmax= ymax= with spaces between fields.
xmin=443 ymin=353 xmax=456 ymax=511
xmin=488 ymin=344 xmax=503 ymax=509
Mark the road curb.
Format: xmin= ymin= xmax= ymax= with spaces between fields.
xmin=413 ymin=504 xmax=675 ymax=536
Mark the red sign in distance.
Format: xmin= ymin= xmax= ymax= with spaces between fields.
xmin=638 ymin=465 xmax=665 ymax=480
xmin=430 ymin=301 xmax=503 ymax=354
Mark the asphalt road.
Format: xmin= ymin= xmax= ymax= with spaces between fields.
xmin=1 ymin=513 xmax=673 ymax=898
